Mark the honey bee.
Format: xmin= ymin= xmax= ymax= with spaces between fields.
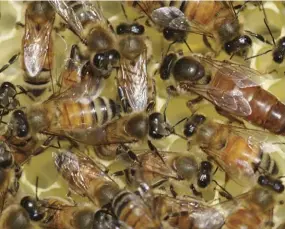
xmin=154 ymin=193 xmax=225 ymax=229
xmin=224 ymin=187 xmax=277 ymax=229
xmin=0 ymin=205 xmax=35 ymax=229
xmin=111 ymin=183 xmax=162 ymax=229
xmin=0 ymin=141 xmax=21 ymax=213
xmin=150 ymin=1 xmax=252 ymax=56
xmin=161 ymin=52 xmax=285 ymax=137
xmin=54 ymin=150 xmax=120 ymax=207
xmin=58 ymin=44 xmax=103 ymax=97
xmin=116 ymin=22 xmax=155 ymax=112
xmin=21 ymin=1 xmax=55 ymax=96
xmin=49 ymin=0 xmax=120 ymax=78
xmin=9 ymin=91 xmax=120 ymax=144
xmin=182 ymin=114 xmax=281 ymax=192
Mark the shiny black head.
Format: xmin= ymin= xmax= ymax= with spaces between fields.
xmin=163 ymin=27 xmax=187 ymax=42
xmin=92 ymin=49 xmax=120 ymax=71
xmin=20 ymin=196 xmax=44 ymax=221
xmin=173 ymin=57 xmax=205 ymax=82
xmin=160 ymin=53 xmax=177 ymax=80
xmin=258 ymin=175 xmax=284 ymax=193
xmin=273 ymin=37 xmax=285 ymax=63
xmin=197 ymin=161 xmax=212 ymax=188
xmin=148 ymin=112 xmax=172 ymax=139
xmin=0 ymin=82 xmax=17 ymax=109
xmin=224 ymin=35 xmax=252 ymax=55
xmin=10 ymin=110 xmax=29 ymax=138
xmin=183 ymin=114 xmax=206 ymax=137
xmin=117 ymin=23 xmax=145 ymax=35
xmin=0 ymin=142 xmax=13 ymax=169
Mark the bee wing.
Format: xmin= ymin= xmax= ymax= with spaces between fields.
xmin=151 ymin=7 xmax=212 ymax=37
xmin=178 ymin=81 xmax=252 ymax=117
xmin=193 ymin=55 xmax=266 ymax=88
xmin=151 ymin=7 xmax=185 ymax=28
xmin=23 ymin=15 xmax=54 ymax=78
xmin=49 ymin=0 xmax=103 ymax=43
xmin=118 ymin=51 xmax=148 ymax=112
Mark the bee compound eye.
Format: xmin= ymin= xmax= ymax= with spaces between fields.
xmin=116 ymin=23 xmax=129 ymax=35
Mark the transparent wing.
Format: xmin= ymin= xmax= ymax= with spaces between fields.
xmin=118 ymin=51 xmax=148 ymax=112
xmin=193 ymin=55 xmax=265 ymax=88
xmin=151 ymin=7 xmax=213 ymax=37
xmin=23 ymin=15 xmax=54 ymax=77
xmin=178 ymin=81 xmax=252 ymax=117
xmin=49 ymin=0 xmax=103 ymax=43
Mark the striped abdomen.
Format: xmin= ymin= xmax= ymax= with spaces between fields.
xmin=54 ymin=96 xmax=119 ymax=130
xmin=112 ymin=191 xmax=160 ymax=229
xmin=210 ymin=68 xmax=285 ymax=135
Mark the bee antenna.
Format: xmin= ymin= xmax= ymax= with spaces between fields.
xmin=244 ymin=49 xmax=272 ymax=61
xmin=135 ymin=2 xmax=155 ymax=25
xmin=261 ymin=2 xmax=276 ymax=46
xmin=213 ymin=180 xmax=233 ymax=200
xmin=183 ymin=39 xmax=193 ymax=53
xmin=120 ymin=3 xmax=128 ymax=20
xmin=147 ymin=140 xmax=166 ymax=165
xmin=35 ymin=176 xmax=39 ymax=201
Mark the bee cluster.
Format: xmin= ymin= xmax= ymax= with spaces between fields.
xmin=0 ymin=1 xmax=285 ymax=229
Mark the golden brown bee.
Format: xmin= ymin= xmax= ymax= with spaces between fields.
xmin=225 ymin=188 xmax=277 ymax=229
xmin=0 ymin=205 xmax=35 ymax=229
xmin=54 ymin=151 xmax=120 ymax=207
xmin=112 ymin=183 xmax=162 ymax=229
xmin=58 ymin=44 xmax=103 ymax=97
xmin=182 ymin=114 xmax=281 ymax=192
xmin=161 ymin=52 xmax=285 ymax=137
xmin=22 ymin=1 xmax=55 ymax=96
xmin=151 ymin=1 xmax=252 ymax=55
xmin=154 ymin=193 xmax=224 ymax=229
xmin=0 ymin=141 xmax=21 ymax=213
xmin=116 ymin=22 xmax=156 ymax=113
xmin=49 ymin=0 xmax=120 ymax=78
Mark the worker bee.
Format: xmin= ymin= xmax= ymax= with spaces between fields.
xmin=20 ymin=195 xmax=95 ymax=229
xmin=0 ymin=205 xmax=35 ymax=229
xmin=161 ymin=52 xmax=285 ymax=137
xmin=116 ymin=21 xmax=155 ymax=113
xmin=154 ymin=193 xmax=225 ymax=229
xmin=57 ymin=44 xmax=103 ymax=97
xmin=21 ymin=1 xmax=55 ymax=96
xmin=0 ymin=141 xmax=21 ymax=213
xmin=54 ymin=150 xmax=120 ymax=207
xmin=182 ymin=113 xmax=282 ymax=192
xmin=150 ymin=1 xmax=252 ymax=56
xmin=111 ymin=183 xmax=162 ymax=229
xmin=49 ymin=0 xmax=120 ymax=78
xmin=224 ymin=187 xmax=277 ymax=229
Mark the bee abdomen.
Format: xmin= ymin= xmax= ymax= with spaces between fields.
xmin=59 ymin=96 xmax=119 ymax=129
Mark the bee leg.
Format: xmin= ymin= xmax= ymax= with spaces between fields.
xmin=213 ymin=180 xmax=233 ymax=200
xmin=32 ymin=135 xmax=56 ymax=156
xmin=170 ymin=184 xmax=177 ymax=198
xmin=66 ymin=190 xmax=77 ymax=206
xmin=166 ymin=85 xmax=179 ymax=97
xmin=203 ymin=35 xmax=216 ymax=54
xmin=15 ymin=85 xmax=35 ymax=101
xmin=190 ymin=184 xmax=202 ymax=198
xmin=0 ymin=52 xmax=20 ymax=74
xmin=15 ymin=22 xmax=24 ymax=29
xmin=186 ymin=96 xmax=203 ymax=114
xmin=148 ymin=140 xmax=166 ymax=165
xmin=117 ymin=86 xmax=129 ymax=113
